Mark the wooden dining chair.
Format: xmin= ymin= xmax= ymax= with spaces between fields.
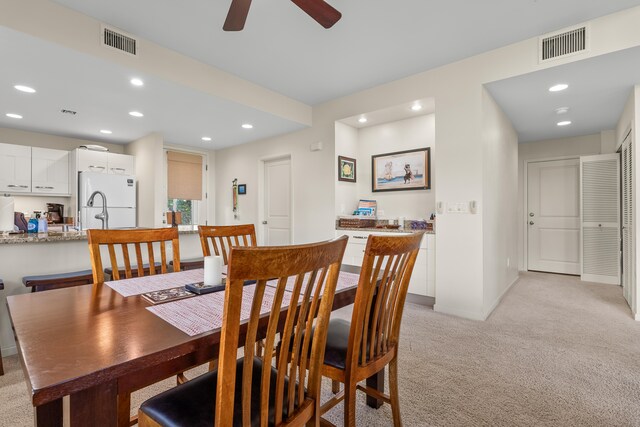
xmin=138 ymin=235 xmax=348 ymax=427
xmin=87 ymin=227 xmax=181 ymax=286
xmin=199 ymin=224 xmax=257 ymax=264
xmin=318 ymin=232 xmax=424 ymax=427
xmin=86 ymin=227 xmax=181 ymax=427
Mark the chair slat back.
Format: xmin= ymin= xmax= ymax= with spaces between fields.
xmin=349 ymin=233 xmax=423 ymax=369
xmin=199 ymin=224 xmax=257 ymax=264
xmin=87 ymin=228 xmax=181 ymax=285
xmin=216 ymin=236 xmax=348 ymax=427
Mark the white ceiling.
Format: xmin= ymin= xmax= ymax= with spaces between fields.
xmin=3 ymin=1 xmax=640 ymax=148
xmin=51 ymin=0 xmax=640 ymax=104
xmin=339 ymin=98 xmax=435 ymax=129
xmin=0 ymin=26 xmax=304 ymax=150
xmin=486 ymin=46 xmax=640 ymax=143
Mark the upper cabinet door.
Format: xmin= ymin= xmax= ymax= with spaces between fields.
xmin=107 ymin=153 xmax=135 ymax=175
xmin=32 ymin=147 xmax=70 ymax=195
xmin=0 ymin=143 xmax=32 ymax=193
xmin=77 ymin=149 xmax=108 ymax=173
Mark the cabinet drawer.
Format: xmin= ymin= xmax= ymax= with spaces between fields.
xmin=32 ymin=147 xmax=69 ymax=195
xmin=0 ymin=143 xmax=31 ymax=193
xmin=77 ymin=149 xmax=108 ymax=173
xmin=107 ymin=153 xmax=134 ymax=175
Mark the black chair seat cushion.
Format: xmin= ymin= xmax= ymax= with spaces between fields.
xmin=22 ymin=270 xmax=94 ymax=286
xmin=140 ymin=357 xmax=299 ymax=427
xmin=170 ymin=258 xmax=204 ymax=271
xmin=292 ymin=318 xmax=370 ymax=371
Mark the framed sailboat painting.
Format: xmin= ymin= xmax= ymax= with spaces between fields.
xmin=372 ymin=147 xmax=430 ymax=192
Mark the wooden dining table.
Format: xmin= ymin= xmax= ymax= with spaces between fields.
xmin=7 ymin=265 xmax=385 ymax=427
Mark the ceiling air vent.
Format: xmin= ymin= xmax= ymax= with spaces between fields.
xmin=101 ymin=25 xmax=137 ymax=56
xmin=539 ymin=25 xmax=588 ymax=63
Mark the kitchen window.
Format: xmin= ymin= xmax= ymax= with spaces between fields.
xmin=166 ymin=150 xmax=205 ymax=226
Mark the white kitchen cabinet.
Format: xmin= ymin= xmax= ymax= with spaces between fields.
xmin=336 ymin=229 xmax=435 ymax=297
xmin=32 ymin=147 xmax=69 ymax=195
xmin=0 ymin=143 xmax=32 ymax=193
xmin=75 ymin=149 xmax=135 ymax=175
xmin=106 ymin=153 xmax=135 ymax=175
xmin=77 ymin=149 xmax=108 ymax=173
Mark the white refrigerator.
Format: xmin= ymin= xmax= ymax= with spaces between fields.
xmin=79 ymin=172 xmax=137 ymax=230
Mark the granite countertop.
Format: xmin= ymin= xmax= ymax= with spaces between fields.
xmin=0 ymin=227 xmax=200 ymax=244
xmin=336 ymin=226 xmax=435 ymax=234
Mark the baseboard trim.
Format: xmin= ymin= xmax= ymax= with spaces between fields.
xmin=433 ymin=304 xmax=485 ymax=321
xmin=406 ymin=293 xmax=435 ymax=307
xmin=1 ymin=345 xmax=17 ymax=357
xmin=483 ymin=274 xmax=520 ymax=320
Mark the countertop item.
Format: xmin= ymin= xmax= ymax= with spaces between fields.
xmin=336 ymin=226 xmax=435 ymax=234
xmin=0 ymin=226 xmax=200 ymax=244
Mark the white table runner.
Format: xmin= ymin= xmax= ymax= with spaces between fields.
xmin=146 ymin=271 xmax=361 ymax=336
xmin=147 ymin=284 xmax=292 ymax=336
xmin=106 ymin=268 xmax=205 ymax=297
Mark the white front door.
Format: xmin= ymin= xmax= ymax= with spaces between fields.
xmin=263 ymin=156 xmax=291 ymax=246
xmin=527 ymin=159 xmax=581 ymax=274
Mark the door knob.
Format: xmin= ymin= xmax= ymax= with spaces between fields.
xmin=529 ymin=221 xmax=534 ymax=225
xmin=262 ymin=221 xmax=268 ymax=224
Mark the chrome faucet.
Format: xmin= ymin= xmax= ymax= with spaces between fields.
xmin=87 ymin=191 xmax=109 ymax=229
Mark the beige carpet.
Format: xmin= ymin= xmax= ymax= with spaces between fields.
xmin=2 ymin=272 xmax=640 ymax=426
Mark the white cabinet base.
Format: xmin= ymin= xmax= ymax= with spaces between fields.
xmin=336 ymin=230 xmax=435 ymax=298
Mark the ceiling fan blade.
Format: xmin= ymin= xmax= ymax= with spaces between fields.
xmin=223 ymin=0 xmax=252 ymax=31
xmin=291 ymin=0 xmax=342 ymax=29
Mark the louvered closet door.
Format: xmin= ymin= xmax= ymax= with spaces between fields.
xmin=621 ymin=135 xmax=634 ymax=307
xmin=580 ymin=154 xmax=620 ymax=284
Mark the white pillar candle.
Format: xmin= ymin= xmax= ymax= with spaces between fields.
xmin=204 ymin=255 xmax=222 ymax=286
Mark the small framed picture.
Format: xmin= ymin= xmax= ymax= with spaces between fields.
xmin=238 ymin=184 xmax=247 ymax=195
xmin=338 ymin=156 xmax=356 ymax=183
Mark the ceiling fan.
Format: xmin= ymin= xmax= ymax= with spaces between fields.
xmin=223 ymin=0 xmax=342 ymax=31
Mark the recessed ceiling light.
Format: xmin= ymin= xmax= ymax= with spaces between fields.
xmin=557 ymin=120 xmax=572 ymax=126
xmin=6 ymin=113 xmax=22 ymax=119
xmin=130 ymin=78 xmax=144 ymax=87
xmin=242 ymin=123 xmax=253 ymax=129
xmin=411 ymin=104 xmax=423 ymax=111
xmin=100 ymin=129 xmax=113 ymax=134
xmin=555 ymin=107 xmax=570 ymax=115
xmin=358 ymin=117 xmax=368 ymax=123
xmin=549 ymin=84 xmax=569 ymax=92
xmin=201 ymin=136 xmax=212 ymax=141
xmin=129 ymin=111 xmax=144 ymax=117
xmin=14 ymin=85 xmax=36 ymax=93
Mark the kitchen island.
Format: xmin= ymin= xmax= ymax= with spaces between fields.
xmin=0 ymin=227 xmax=203 ymax=358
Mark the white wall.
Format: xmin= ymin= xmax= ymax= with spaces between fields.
xmin=334 ymin=122 xmax=359 ymax=216
xmin=214 ymin=129 xmax=335 ymax=245
xmin=355 ymin=115 xmax=436 ymax=219
xmin=517 ymin=133 xmax=603 ymax=270
xmin=125 ymin=133 xmax=165 ymax=227
xmin=212 ymin=8 xmax=640 ymax=320
xmin=480 ymin=88 xmax=519 ymax=318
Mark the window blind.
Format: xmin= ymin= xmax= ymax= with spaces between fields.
xmin=167 ymin=151 xmax=203 ymax=200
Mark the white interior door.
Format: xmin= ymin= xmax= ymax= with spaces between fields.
xmin=527 ymin=159 xmax=581 ymax=274
xmin=263 ymin=157 xmax=291 ymax=246
xmin=621 ymin=135 xmax=634 ymax=306
xmin=580 ymin=154 xmax=620 ymax=285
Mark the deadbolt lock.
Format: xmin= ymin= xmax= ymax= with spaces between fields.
xmin=529 ymin=213 xmax=534 ymax=217
xmin=529 ymin=221 xmax=534 ymax=225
